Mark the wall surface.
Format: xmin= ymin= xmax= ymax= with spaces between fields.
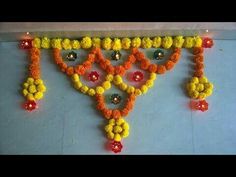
xmin=0 ymin=40 xmax=236 ymax=154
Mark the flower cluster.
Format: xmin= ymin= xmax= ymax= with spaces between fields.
xmin=22 ymin=77 xmax=46 ymax=101
xmin=105 ymin=118 xmax=129 ymax=142
xmin=186 ymin=76 xmax=213 ymax=99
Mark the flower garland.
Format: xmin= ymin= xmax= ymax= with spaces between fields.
xmin=21 ymin=47 xmax=47 ymax=111
xmin=19 ymin=35 xmax=214 ymax=153
xmin=31 ymin=36 xmax=202 ymax=50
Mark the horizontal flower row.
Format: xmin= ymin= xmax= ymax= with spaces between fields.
xmin=32 ymin=36 xmax=203 ymax=50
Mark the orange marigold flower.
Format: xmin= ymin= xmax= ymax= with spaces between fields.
xmin=75 ymin=65 xmax=86 ymax=75
xmin=148 ymin=64 xmax=157 ymax=73
xmin=112 ymin=109 xmax=121 ymax=119
xmin=156 ymin=65 xmax=166 ymax=74
xmin=66 ymin=67 xmax=74 ymax=76
xmin=195 ymin=62 xmax=204 ymax=70
xmin=124 ymin=61 xmax=132 ymax=70
xmin=131 ymin=47 xmax=138 ymax=55
xmin=83 ymin=61 xmax=92 ymax=70
xmin=165 ymin=60 xmax=175 ymax=70
xmin=127 ymin=54 xmax=136 ymax=63
xmin=135 ymin=52 xmax=145 ymax=61
xmin=115 ymin=66 xmax=125 ymax=76
xmin=193 ymin=54 xmax=204 ymax=63
xmin=140 ymin=59 xmax=150 ymax=70
xmin=87 ymin=54 xmax=96 ymax=63
xmin=103 ymin=109 xmax=112 ymax=119
xmin=96 ymin=102 xmax=105 ymax=111
xmin=106 ymin=65 xmax=115 ymax=75
xmin=174 ymin=48 xmax=181 ymax=54
xmin=194 ymin=70 xmax=204 ymax=77
xmin=193 ymin=47 xmax=204 ymax=55
xmin=121 ymin=108 xmax=129 ymax=117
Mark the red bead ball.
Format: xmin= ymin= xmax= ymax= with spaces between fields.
xmin=110 ymin=141 xmax=123 ymax=153
xmin=88 ymin=71 xmax=99 ymax=82
xmin=202 ymin=37 xmax=214 ymax=48
xmin=24 ymin=100 xmax=37 ymax=111
xmin=19 ymin=39 xmax=32 ymax=49
xmin=132 ymin=71 xmax=144 ymax=82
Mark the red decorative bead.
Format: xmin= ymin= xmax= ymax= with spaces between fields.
xmin=19 ymin=39 xmax=32 ymax=49
xmin=23 ymin=100 xmax=37 ymax=111
xmin=202 ymin=37 xmax=214 ymax=48
xmin=132 ymin=71 xmax=144 ymax=82
xmin=88 ymin=71 xmax=99 ymax=82
xmin=110 ymin=141 xmax=123 ymax=153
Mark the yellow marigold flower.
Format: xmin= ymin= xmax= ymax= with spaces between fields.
xmin=29 ymin=85 xmax=37 ymax=94
xmin=102 ymin=37 xmax=112 ymax=50
xmin=80 ymin=85 xmax=89 ymax=93
xmin=112 ymin=38 xmax=122 ymax=51
xmin=51 ymin=38 xmax=62 ymax=49
xmin=194 ymin=36 xmax=202 ymax=47
xmin=113 ymin=75 xmax=123 ymax=85
xmin=74 ymin=82 xmax=82 ymax=90
xmin=87 ymin=88 xmax=96 ymax=96
xmin=27 ymin=77 xmax=34 ymax=85
xmin=145 ymin=80 xmax=154 ymax=88
xmin=184 ymin=37 xmax=195 ymax=48
xmin=34 ymin=92 xmax=44 ymax=100
xmin=131 ymin=37 xmax=141 ymax=48
xmin=152 ymin=37 xmax=162 ymax=48
xmin=37 ymin=84 xmax=46 ymax=92
xmin=92 ymin=37 xmax=101 ymax=48
xmin=71 ymin=74 xmax=80 ymax=82
xmin=205 ymin=88 xmax=213 ymax=96
xmin=34 ymin=79 xmax=43 ymax=85
xmin=22 ymin=89 xmax=28 ymax=96
xmin=196 ymin=83 xmax=204 ymax=92
xmin=162 ymin=36 xmax=173 ymax=49
xmin=41 ymin=37 xmax=50 ymax=49
xmin=173 ymin=36 xmax=184 ymax=48
xmin=199 ymin=76 xmax=208 ymax=84
xmin=119 ymin=82 xmax=128 ymax=91
xmin=81 ymin=36 xmax=92 ymax=49
xmin=105 ymin=118 xmax=129 ymax=141
xmin=191 ymin=77 xmax=199 ymax=84
xmin=71 ymin=40 xmax=80 ymax=49
xmin=142 ymin=37 xmax=153 ymax=48
xmin=23 ymin=83 xmax=29 ymax=89
xmin=102 ymin=81 xmax=111 ymax=90
xmin=32 ymin=37 xmax=41 ymax=48
xmin=27 ymin=93 xmax=35 ymax=101
xmin=141 ymin=85 xmax=148 ymax=94
xmin=121 ymin=38 xmax=131 ymax=49
xmin=149 ymin=73 xmax=157 ymax=80
xmin=134 ymin=89 xmax=142 ymax=96
xmin=105 ymin=74 xmax=113 ymax=82
xmin=204 ymin=83 xmax=214 ymax=90
xmin=126 ymin=86 xmax=135 ymax=94
xmin=62 ymin=38 xmax=72 ymax=50
xmin=96 ymin=86 xmax=105 ymax=94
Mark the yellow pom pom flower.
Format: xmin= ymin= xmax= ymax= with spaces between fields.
xmin=145 ymin=80 xmax=154 ymax=88
xmin=184 ymin=37 xmax=195 ymax=48
xmin=162 ymin=36 xmax=173 ymax=49
xmin=102 ymin=37 xmax=112 ymax=50
xmin=105 ymin=74 xmax=113 ymax=82
xmin=131 ymin=37 xmax=141 ymax=48
xmin=141 ymin=85 xmax=148 ymax=94
xmin=112 ymin=38 xmax=122 ymax=51
xmin=142 ymin=37 xmax=153 ymax=48
xmin=173 ymin=36 xmax=185 ymax=48
xmin=32 ymin=38 xmax=41 ymax=48
xmin=102 ymin=81 xmax=111 ymax=90
xmin=92 ymin=37 xmax=101 ymax=48
xmin=96 ymin=86 xmax=105 ymax=94
xmin=105 ymin=118 xmax=129 ymax=141
xmin=126 ymin=86 xmax=135 ymax=94
xmin=80 ymin=85 xmax=89 ymax=93
xmin=121 ymin=38 xmax=131 ymax=49
xmin=51 ymin=38 xmax=62 ymax=49
xmin=80 ymin=36 xmax=92 ymax=49
xmin=71 ymin=40 xmax=80 ymax=50
xmin=119 ymin=82 xmax=128 ymax=91
xmin=113 ymin=75 xmax=123 ymax=85
xmin=152 ymin=37 xmax=162 ymax=48
xmin=87 ymin=88 xmax=96 ymax=96
xmin=62 ymin=38 xmax=72 ymax=50
xmin=186 ymin=76 xmax=213 ymax=99
xmin=194 ymin=36 xmax=202 ymax=47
